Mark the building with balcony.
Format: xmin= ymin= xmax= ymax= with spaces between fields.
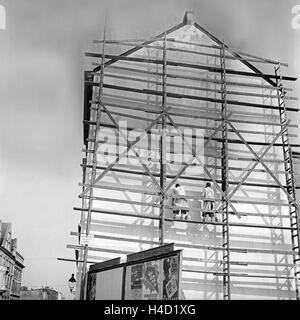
xmin=0 ymin=221 xmax=25 ymax=299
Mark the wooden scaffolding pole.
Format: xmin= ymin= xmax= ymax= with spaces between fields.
xmin=275 ymin=63 xmax=300 ymax=300
xmin=159 ymin=34 xmax=167 ymax=245
xmin=220 ymin=42 xmax=231 ymax=300
xmin=80 ymin=25 xmax=106 ymax=300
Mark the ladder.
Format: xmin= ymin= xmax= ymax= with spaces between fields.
xmin=220 ymin=43 xmax=231 ymax=300
xmin=275 ymin=63 xmax=300 ymax=300
xmin=159 ymin=35 xmax=167 ymax=245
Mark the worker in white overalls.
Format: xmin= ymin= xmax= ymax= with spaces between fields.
xmin=172 ymin=183 xmax=190 ymax=220
xmin=202 ymin=182 xmax=217 ymax=222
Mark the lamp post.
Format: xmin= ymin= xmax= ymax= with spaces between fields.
xmin=68 ymin=274 xmax=76 ymax=295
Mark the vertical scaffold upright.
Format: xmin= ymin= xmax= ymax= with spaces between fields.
xmin=159 ymin=34 xmax=167 ymax=245
xmin=58 ymin=12 xmax=300 ymax=300
xmin=220 ymin=42 xmax=230 ymax=300
xmin=275 ymin=63 xmax=300 ymax=299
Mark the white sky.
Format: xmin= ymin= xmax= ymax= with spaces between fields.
xmin=0 ymin=0 xmax=299 ymax=299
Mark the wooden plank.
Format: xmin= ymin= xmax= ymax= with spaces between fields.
xmin=99 ymin=94 xmax=297 ymax=126
xmin=74 ymin=206 xmax=292 ymax=226
xmin=67 ymin=244 xmax=132 ymax=255
xmin=99 ymin=100 xmax=297 ymax=128
xmin=79 ymin=183 xmax=158 ymax=195
xmin=93 ymin=37 xmax=288 ymax=67
xmin=185 ymin=270 xmax=294 ymax=280
xmin=86 ymin=81 xmax=299 ymax=112
xmin=67 ymin=241 xmax=296 ymax=256
xmin=82 ymin=164 xmax=291 ymax=191
xmin=186 ymin=257 xmax=293 ymax=268
xmin=57 ymin=257 xmax=97 ymax=264
xmin=97 ymin=98 xmax=283 ymax=126
xmin=82 ymin=161 xmax=292 ymax=190
xmin=86 ymin=52 xmax=296 ymax=81
xmin=93 ymin=37 xmax=221 ymax=49
xmin=85 ymin=120 xmax=300 ymax=146
xmin=103 ymin=72 xmax=297 ymax=101
xmin=91 ymin=40 xmax=288 ymax=66
xmin=77 ymin=196 xmax=292 ymax=216
xmin=97 ymin=65 xmax=292 ymax=91
xmin=102 ymin=109 xmax=297 ymax=137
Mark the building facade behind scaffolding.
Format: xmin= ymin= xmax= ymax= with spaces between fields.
xmin=67 ymin=12 xmax=300 ymax=300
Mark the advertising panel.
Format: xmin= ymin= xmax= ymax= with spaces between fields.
xmin=162 ymin=256 xmax=179 ymax=300
xmin=87 ymin=267 xmax=123 ymax=300
xmin=86 ymin=272 xmax=96 ymax=300
xmin=124 ymin=252 xmax=180 ymax=300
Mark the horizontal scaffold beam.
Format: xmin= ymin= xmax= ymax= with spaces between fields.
xmin=93 ymin=99 xmax=298 ymax=129
xmin=95 ymin=108 xmax=298 ymax=138
xmin=57 ymin=256 xmax=294 ymax=270
xmin=74 ymin=206 xmax=295 ymax=230
xmin=75 ymin=200 xmax=292 ymax=219
xmin=84 ymin=120 xmax=300 ymax=147
xmin=93 ymin=37 xmax=289 ymax=67
xmin=98 ymin=93 xmax=298 ymax=127
xmin=85 ymin=52 xmax=296 ymax=81
xmin=92 ymin=39 xmax=289 ymax=67
xmin=67 ymin=239 xmax=297 ymax=256
xmin=57 ymin=257 xmax=96 ymax=264
xmin=102 ymin=72 xmax=297 ymax=101
xmin=81 ymin=163 xmax=295 ymax=192
xmin=81 ymin=161 xmax=293 ymax=190
xmin=184 ymin=269 xmax=294 ymax=280
xmin=78 ymin=193 xmax=294 ymax=208
xmin=70 ymin=234 xmax=295 ymax=261
xmin=99 ymin=65 xmax=293 ymax=91
xmin=86 ymin=81 xmax=299 ymax=112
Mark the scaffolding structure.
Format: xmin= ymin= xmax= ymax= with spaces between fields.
xmin=62 ymin=12 xmax=300 ymax=300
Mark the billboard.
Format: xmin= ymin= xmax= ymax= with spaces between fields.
xmin=86 ymin=245 xmax=182 ymax=300
xmin=87 ymin=267 xmax=123 ymax=300
xmin=124 ymin=252 xmax=181 ymax=300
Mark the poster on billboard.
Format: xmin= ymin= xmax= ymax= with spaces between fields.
xmin=124 ymin=252 xmax=180 ymax=300
xmin=142 ymin=260 xmax=161 ymax=300
xmin=125 ymin=261 xmax=161 ymax=300
xmin=162 ymin=256 xmax=179 ymax=300
xmin=130 ymin=264 xmax=143 ymax=299
xmin=86 ymin=272 xmax=96 ymax=300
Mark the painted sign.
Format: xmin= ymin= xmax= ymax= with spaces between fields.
xmin=80 ymin=234 xmax=94 ymax=246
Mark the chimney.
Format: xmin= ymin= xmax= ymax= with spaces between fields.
xmin=183 ymin=11 xmax=195 ymax=25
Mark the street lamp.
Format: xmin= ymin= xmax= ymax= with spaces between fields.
xmin=68 ymin=274 xmax=76 ymax=293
